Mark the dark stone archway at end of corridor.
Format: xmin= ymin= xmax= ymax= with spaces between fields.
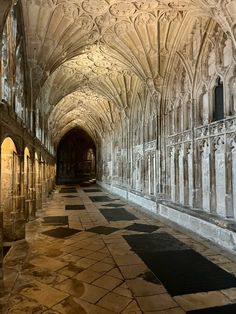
xmin=56 ymin=128 xmax=96 ymax=184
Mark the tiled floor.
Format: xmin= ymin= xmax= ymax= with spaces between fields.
xmin=1 ymin=185 xmax=236 ymax=313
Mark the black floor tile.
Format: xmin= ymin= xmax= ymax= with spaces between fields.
xmin=187 ymin=304 xmax=236 ymax=313
xmin=102 ymin=203 xmax=125 ymax=207
xmin=90 ymin=196 xmax=113 ymax=202
xmin=124 ymin=233 xmax=236 ymax=296
xmin=63 ymin=195 xmax=78 ymax=198
xmin=125 ymin=223 xmax=159 ymax=233
xmin=60 ymin=188 xmax=77 ymax=193
xmin=86 ymin=226 xmax=119 ymax=235
xmin=42 ymin=216 xmax=68 ymax=225
xmin=99 ymin=208 xmax=138 ymax=221
xmin=42 ymin=227 xmax=80 ymax=238
xmin=124 ymin=232 xmax=189 ymax=252
xmin=84 ymin=189 xmax=102 ymax=192
xmin=3 ymin=246 xmax=11 ymax=258
xmin=65 ymin=205 xmax=85 ymax=210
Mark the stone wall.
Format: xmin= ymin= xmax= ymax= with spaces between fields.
xmin=97 ymin=14 xmax=236 ymax=247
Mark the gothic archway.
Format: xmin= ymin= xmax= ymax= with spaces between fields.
xmin=56 ymin=128 xmax=96 ymax=184
xmin=1 ymin=137 xmax=24 ymax=241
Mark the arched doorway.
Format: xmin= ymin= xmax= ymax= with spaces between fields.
xmin=56 ymin=128 xmax=96 ymax=184
xmin=24 ymin=147 xmax=35 ymax=221
xmin=35 ymin=152 xmax=42 ymax=211
xmin=1 ymin=137 xmax=24 ymax=241
xmin=213 ymin=78 xmax=224 ymax=121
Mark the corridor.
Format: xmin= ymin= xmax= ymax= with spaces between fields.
xmin=1 ymin=186 xmax=236 ymax=314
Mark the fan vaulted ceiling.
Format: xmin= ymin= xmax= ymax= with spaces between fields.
xmin=20 ymin=0 xmax=236 ymax=143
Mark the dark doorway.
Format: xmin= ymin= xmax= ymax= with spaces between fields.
xmin=56 ymin=128 xmax=96 ymax=184
xmin=213 ymin=78 xmax=224 ymax=121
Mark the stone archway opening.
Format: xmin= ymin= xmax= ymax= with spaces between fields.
xmin=1 ymin=137 xmax=24 ymax=241
xmin=35 ymin=152 xmax=42 ymax=211
xmin=56 ymin=128 xmax=96 ymax=184
xmin=24 ymin=147 xmax=35 ymax=221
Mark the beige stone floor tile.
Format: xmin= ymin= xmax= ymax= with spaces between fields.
xmin=71 ymin=248 xmax=94 ymax=258
xmin=206 ymin=255 xmax=232 ymax=265
xmin=174 ymin=291 xmax=231 ymax=311
xmin=55 ymin=278 xmax=85 ymax=297
xmin=63 ymin=238 xmax=79 ymax=246
xmin=221 ymin=263 xmax=236 ymax=276
xmin=127 ymin=277 xmax=166 ymax=296
xmin=79 ymin=283 xmax=109 ymax=303
xmin=87 ymin=251 xmax=108 ymax=261
xmin=43 ymin=310 xmax=61 ymax=314
xmin=29 ymin=256 xmax=67 ymax=272
xmin=136 ymin=294 xmax=177 ymax=312
xmin=57 ymin=263 xmax=84 ymax=278
xmin=52 ymin=296 xmax=87 ymax=314
xmin=75 ymin=268 xmax=102 ymax=283
xmin=113 ymin=284 xmax=133 ymax=298
xmin=73 ymin=232 xmax=96 ymax=241
xmin=112 ymin=253 xmax=143 ymax=266
xmin=20 ymin=280 xmax=69 ymax=308
xmin=103 ymin=237 xmax=126 ymax=244
xmin=74 ymin=257 xmax=98 ymax=268
xmin=17 ymin=268 xmax=67 ymax=287
xmin=69 ymin=240 xmax=91 ymax=249
xmin=6 ymin=298 xmax=47 ymax=313
xmin=121 ymin=300 xmax=142 ymax=313
xmin=106 ymin=268 xmax=124 ymax=279
xmin=73 ymin=298 xmax=116 ymax=314
xmin=60 ymin=253 xmax=81 ymax=263
xmin=1 ymin=294 xmax=27 ymax=309
xmin=86 ymin=243 xmax=105 ymax=251
xmin=102 ymin=257 xmax=116 ymax=265
xmin=107 ymin=244 xmax=131 ymax=255
xmin=67 ymin=223 xmax=83 ymax=230
xmin=99 ymin=247 xmax=111 ymax=255
xmin=93 ymin=274 xmax=123 ymax=290
xmin=97 ymin=292 xmax=132 ymax=312
xmin=221 ymin=287 xmax=236 ymax=301
xmin=119 ymin=264 xmax=149 ymax=279
xmin=1 ymin=268 xmax=19 ymax=293
xmin=89 ymin=261 xmax=114 ymax=273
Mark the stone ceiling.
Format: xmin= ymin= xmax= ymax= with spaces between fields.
xmin=20 ymin=0 xmax=236 ymax=143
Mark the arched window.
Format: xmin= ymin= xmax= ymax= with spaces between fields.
xmin=213 ymin=78 xmax=224 ymax=121
xmin=1 ymin=3 xmax=26 ymax=120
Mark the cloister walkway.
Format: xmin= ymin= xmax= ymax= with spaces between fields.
xmin=1 ymin=185 xmax=236 ymax=313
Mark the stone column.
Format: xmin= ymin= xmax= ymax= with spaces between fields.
xmin=201 ymin=140 xmax=211 ymax=212
xmin=193 ymin=141 xmax=202 ymax=209
xmin=42 ymin=161 xmax=46 ymax=203
xmin=187 ymin=143 xmax=193 ymax=207
xmin=179 ymin=144 xmax=185 ymax=204
xmin=214 ymin=136 xmax=227 ymax=217
xmin=31 ymin=154 xmax=36 ymax=219
xmin=170 ymin=147 xmax=175 ymax=201
xmin=184 ymin=144 xmax=190 ymax=205
xmin=224 ymin=136 xmax=232 ymax=217
xmin=148 ymin=154 xmax=151 ymax=195
xmin=175 ymin=146 xmax=180 ymax=203
xmin=153 ymin=153 xmax=156 ymax=196
xmin=227 ymin=135 xmax=236 ymax=218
